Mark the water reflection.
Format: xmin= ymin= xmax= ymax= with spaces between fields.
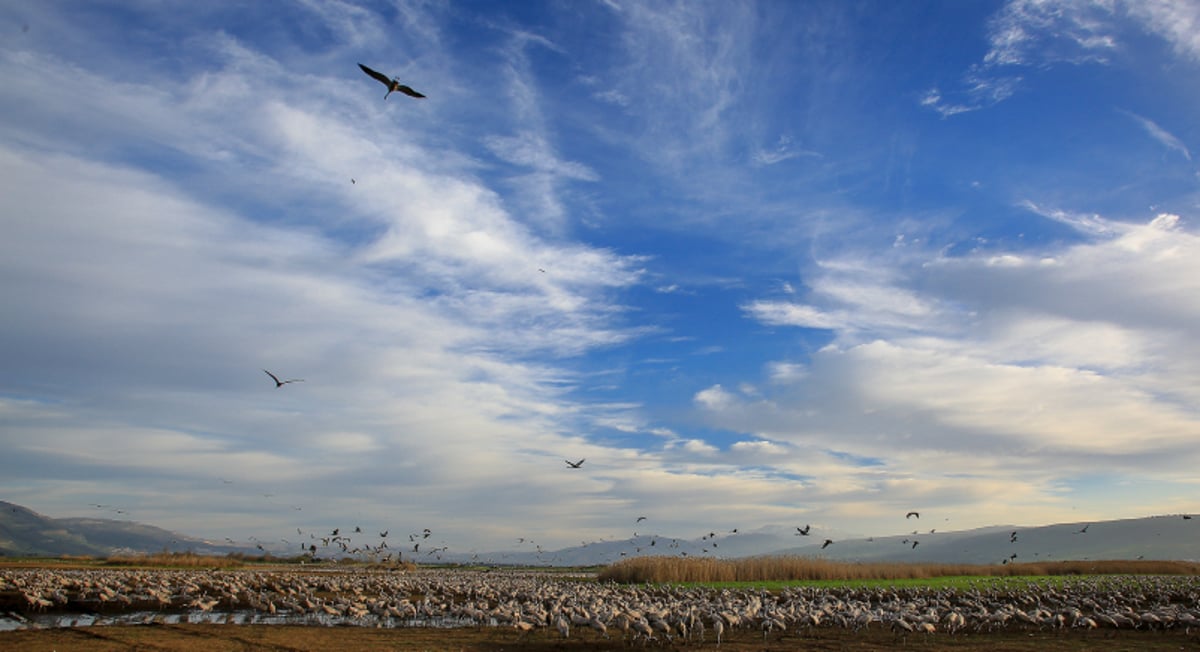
xmin=0 ymin=610 xmax=483 ymax=631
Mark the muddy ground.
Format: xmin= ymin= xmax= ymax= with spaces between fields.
xmin=3 ymin=624 xmax=1198 ymax=651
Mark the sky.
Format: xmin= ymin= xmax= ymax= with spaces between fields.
xmin=1 ymin=0 xmax=1199 ymax=557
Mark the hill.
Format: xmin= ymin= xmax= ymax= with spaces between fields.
xmin=0 ymin=501 xmax=242 ymax=558
xmin=3 ymin=500 xmax=1196 ymax=565
xmin=755 ymin=515 xmax=1200 ymax=565
xmin=458 ymin=516 xmax=1199 ymax=567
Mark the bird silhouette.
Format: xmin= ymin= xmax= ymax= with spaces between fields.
xmin=906 ymin=511 xmax=920 ymax=519
xmin=263 ymin=369 xmax=303 ymax=387
xmin=565 ymin=459 xmax=585 ymax=468
xmin=821 ymin=539 xmax=833 ymax=549
xmin=796 ymin=525 xmax=811 ymax=536
xmin=358 ymin=63 xmax=425 ymax=99
xmin=636 ymin=516 xmax=647 ymax=522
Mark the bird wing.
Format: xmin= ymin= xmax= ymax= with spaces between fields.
xmin=396 ymin=85 xmax=426 ymax=98
xmin=263 ymin=369 xmax=281 ymax=384
xmin=358 ymin=63 xmax=393 ymax=87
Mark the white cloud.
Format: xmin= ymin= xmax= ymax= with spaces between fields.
xmin=984 ymin=0 xmax=1120 ymax=67
xmin=1125 ymin=0 xmax=1200 ymax=62
xmin=721 ymin=211 xmax=1200 ymax=518
xmin=923 ymin=0 xmax=1200 ymax=116
xmin=751 ymin=135 xmax=820 ymax=167
xmin=743 ymin=301 xmax=845 ymax=330
xmin=0 ymin=24 xmax=654 ymax=548
xmin=484 ymin=132 xmax=600 ymax=181
xmin=1019 ymin=200 xmax=1120 ymax=236
xmin=694 ymin=384 xmax=736 ymax=411
xmin=1118 ymin=109 xmax=1193 ymax=161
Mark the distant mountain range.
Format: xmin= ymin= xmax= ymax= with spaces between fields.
xmin=2 ymin=500 xmax=1196 ymax=565
xmin=0 ymin=501 xmax=245 ymax=558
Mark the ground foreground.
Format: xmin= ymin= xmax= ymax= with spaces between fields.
xmin=2 ymin=624 xmax=1198 ymax=651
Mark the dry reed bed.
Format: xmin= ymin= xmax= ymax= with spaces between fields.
xmin=598 ymin=555 xmax=1200 ymax=583
xmin=104 ymin=552 xmax=249 ymax=568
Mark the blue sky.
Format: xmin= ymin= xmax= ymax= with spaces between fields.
xmin=1 ymin=0 xmax=1198 ymax=555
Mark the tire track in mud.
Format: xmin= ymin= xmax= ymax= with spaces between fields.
xmin=156 ymin=623 xmax=311 ymax=651
xmin=60 ymin=626 xmax=173 ymax=651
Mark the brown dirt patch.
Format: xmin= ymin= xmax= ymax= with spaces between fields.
xmin=2 ymin=624 xmax=1197 ymax=651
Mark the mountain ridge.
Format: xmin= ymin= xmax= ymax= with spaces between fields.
xmin=0 ymin=501 xmax=245 ymax=558
xmin=2 ymin=501 xmax=1195 ymax=565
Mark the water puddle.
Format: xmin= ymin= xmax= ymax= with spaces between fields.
xmin=0 ymin=610 xmax=483 ymax=631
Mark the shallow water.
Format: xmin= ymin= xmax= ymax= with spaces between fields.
xmin=0 ymin=609 xmax=483 ymax=631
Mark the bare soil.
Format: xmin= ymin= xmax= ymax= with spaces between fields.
xmin=3 ymin=624 xmax=1198 ymax=651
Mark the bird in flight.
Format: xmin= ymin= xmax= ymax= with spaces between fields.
xmin=636 ymin=516 xmax=647 ymax=523
xmin=796 ymin=525 xmax=811 ymax=536
xmin=1077 ymin=524 xmax=1090 ymax=533
xmin=263 ymin=369 xmax=303 ymax=387
xmin=821 ymin=539 xmax=834 ymax=549
xmin=906 ymin=511 xmax=920 ymax=519
xmin=358 ymin=63 xmax=426 ymax=99
xmin=565 ymin=459 xmax=585 ymax=468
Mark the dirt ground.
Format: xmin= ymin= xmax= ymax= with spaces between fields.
xmin=3 ymin=624 xmax=1198 ymax=652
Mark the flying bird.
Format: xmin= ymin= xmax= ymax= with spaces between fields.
xmin=565 ymin=459 xmax=585 ymax=468
xmin=821 ymin=539 xmax=833 ymax=549
xmin=636 ymin=516 xmax=647 ymax=523
xmin=1077 ymin=524 xmax=1090 ymax=533
xmin=263 ymin=369 xmax=303 ymax=387
xmin=358 ymin=63 xmax=425 ymax=99
xmin=796 ymin=525 xmax=811 ymax=536
xmin=906 ymin=511 xmax=920 ymax=519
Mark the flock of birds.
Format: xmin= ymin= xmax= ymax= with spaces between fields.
xmin=6 ymin=567 xmax=1200 ymax=640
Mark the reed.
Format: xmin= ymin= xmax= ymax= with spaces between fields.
xmin=104 ymin=551 xmax=246 ymax=568
xmin=597 ymin=555 xmax=1200 ymax=584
